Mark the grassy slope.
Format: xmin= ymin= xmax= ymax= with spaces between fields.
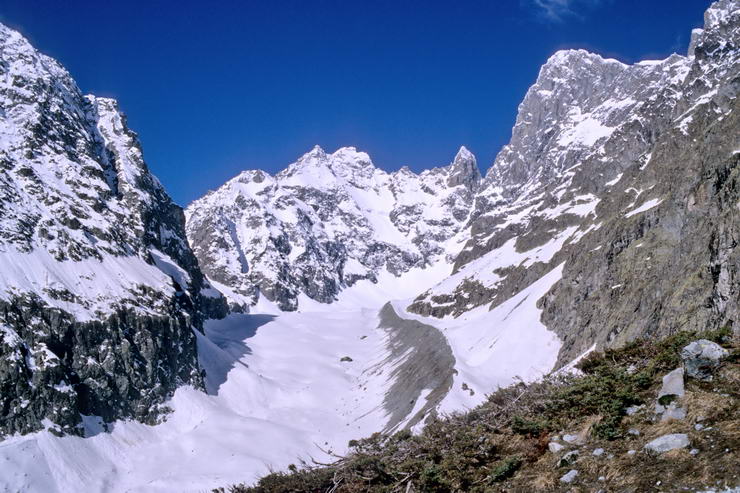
xmin=221 ymin=329 xmax=739 ymax=492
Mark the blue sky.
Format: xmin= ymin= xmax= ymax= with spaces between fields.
xmin=2 ymin=0 xmax=707 ymax=205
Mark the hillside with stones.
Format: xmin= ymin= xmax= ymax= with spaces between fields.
xmin=228 ymin=329 xmax=739 ymax=492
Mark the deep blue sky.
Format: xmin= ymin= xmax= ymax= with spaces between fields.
xmin=2 ymin=0 xmax=707 ymax=205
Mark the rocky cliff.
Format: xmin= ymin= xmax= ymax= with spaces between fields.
xmin=187 ymin=0 xmax=739 ymax=371
xmin=0 ymin=24 xmax=226 ymax=436
xmin=410 ymin=0 xmax=740 ymax=365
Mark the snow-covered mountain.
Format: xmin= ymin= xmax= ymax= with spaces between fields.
xmin=412 ymin=0 xmax=740 ymax=365
xmin=185 ymin=145 xmax=480 ymax=310
xmin=0 ymin=23 xmax=226 ymax=437
xmin=0 ymin=0 xmax=738 ymax=491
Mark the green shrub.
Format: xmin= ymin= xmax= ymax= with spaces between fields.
xmin=511 ymin=415 xmax=548 ymax=436
xmin=488 ymin=456 xmax=522 ymax=483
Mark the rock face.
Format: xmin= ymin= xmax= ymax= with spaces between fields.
xmin=681 ymin=339 xmax=730 ymax=380
xmin=0 ymin=24 xmax=226 ymax=436
xmin=185 ymin=146 xmax=480 ymax=311
xmin=409 ymin=0 xmax=740 ymax=365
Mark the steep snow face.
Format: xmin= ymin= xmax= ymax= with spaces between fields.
xmin=185 ymin=145 xmax=481 ymax=311
xmin=0 ymin=23 xmax=226 ymax=437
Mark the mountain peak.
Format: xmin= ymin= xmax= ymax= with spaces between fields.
xmin=330 ymin=146 xmax=374 ymax=170
xmin=705 ymin=0 xmax=739 ymax=29
xmin=447 ymin=146 xmax=481 ymax=189
xmin=305 ymin=144 xmax=327 ymax=157
xmin=290 ymin=145 xmax=329 ymax=169
xmin=454 ymin=146 xmax=474 ymax=163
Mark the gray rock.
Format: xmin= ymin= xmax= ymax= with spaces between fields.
xmin=592 ymin=448 xmax=605 ymax=456
xmin=681 ymin=340 xmax=730 ymax=381
xmin=644 ymin=433 xmax=690 ymax=453
xmin=661 ymin=405 xmax=687 ymax=421
xmin=560 ymin=469 xmax=579 ymax=484
xmin=627 ymin=449 xmax=637 ymax=456
xmin=658 ymin=367 xmax=686 ymax=399
xmin=628 ymin=428 xmax=641 ymax=436
xmin=562 ymin=433 xmax=583 ymax=444
xmin=549 ymin=442 xmax=565 ymax=453
xmin=626 ymin=404 xmax=644 ymax=416
xmin=656 ymin=368 xmax=686 ymax=420
xmin=558 ymin=450 xmax=580 ymax=467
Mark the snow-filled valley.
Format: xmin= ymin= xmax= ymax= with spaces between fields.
xmin=0 ymin=260 xmax=564 ymax=492
xmin=2 ymin=0 xmax=739 ymax=491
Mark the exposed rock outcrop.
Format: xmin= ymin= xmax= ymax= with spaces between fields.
xmin=410 ymin=0 xmax=740 ymax=368
xmin=682 ymin=339 xmax=730 ymax=380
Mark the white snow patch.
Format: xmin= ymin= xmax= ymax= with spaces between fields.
xmin=625 ymin=198 xmax=663 ymax=217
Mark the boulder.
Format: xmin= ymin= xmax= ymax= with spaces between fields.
xmin=562 ymin=433 xmax=584 ymax=445
xmin=560 ymin=470 xmax=579 ymax=484
xmin=558 ymin=450 xmax=579 ymax=467
xmin=644 ymin=433 xmax=690 ymax=454
xmin=656 ymin=368 xmax=686 ymax=420
xmin=625 ymin=404 xmax=644 ymax=416
xmin=549 ymin=442 xmax=565 ymax=453
xmin=681 ymin=340 xmax=729 ymax=381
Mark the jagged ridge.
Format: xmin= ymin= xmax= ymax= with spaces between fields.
xmin=185 ymin=145 xmax=481 ymax=311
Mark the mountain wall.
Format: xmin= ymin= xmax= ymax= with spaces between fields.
xmin=0 ymin=24 xmax=226 ymax=436
xmin=411 ymin=0 xmax=740 ymax=365
xmin=185 ymin=146 xmax=480 ymax=311
xmin=189 ymin=0 xmax=740 ymax=370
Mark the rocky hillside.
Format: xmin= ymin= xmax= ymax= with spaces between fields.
xmin=0 ymin=23 xmax=226 ymax=436
xmin=410 ymin=0 xmax=740 ymax=365
xmin=185 ymin=146 xmax=480 ymax=311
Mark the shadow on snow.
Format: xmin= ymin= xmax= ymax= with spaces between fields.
xmin=197 ymin=313 xmax=277 ymax=394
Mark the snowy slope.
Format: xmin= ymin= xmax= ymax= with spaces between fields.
xmin=1 ymin=0 xmax=739 ymax=491
xmin=0 ymin=262 xmax=564 ymax=492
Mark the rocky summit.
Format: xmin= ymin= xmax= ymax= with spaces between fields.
xmin=185 ymin=145 xmax=480 ymax=311
xmin=410 ymin=0 xmax=740 ymax=366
